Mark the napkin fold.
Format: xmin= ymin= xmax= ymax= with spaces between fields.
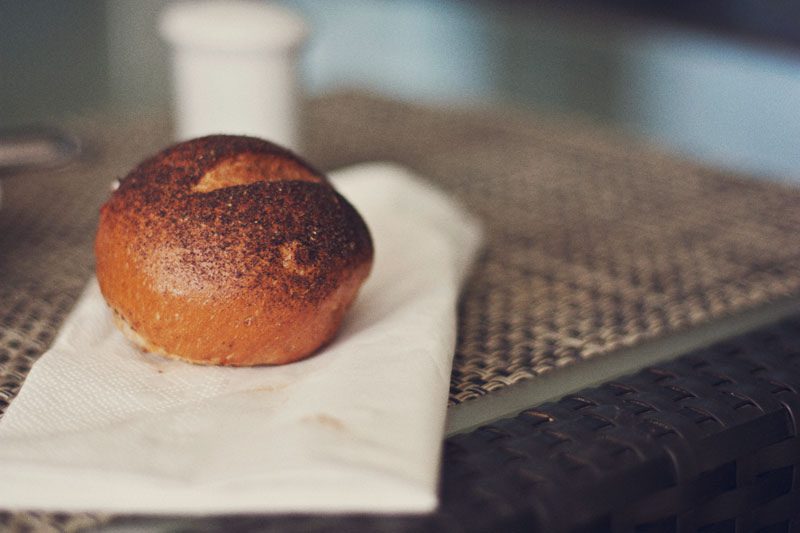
xmin=0 ymin=163 xmax=482 ymax=514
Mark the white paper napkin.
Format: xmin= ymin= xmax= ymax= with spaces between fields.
xmin=0 ymin=163 xmax=482 ymax=514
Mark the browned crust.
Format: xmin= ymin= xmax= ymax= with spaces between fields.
xmin=95 ymin=135 xmax=373 ymax=366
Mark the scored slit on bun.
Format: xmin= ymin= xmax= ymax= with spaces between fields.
xmin=95 ymin=135 xmax=373 ymax=366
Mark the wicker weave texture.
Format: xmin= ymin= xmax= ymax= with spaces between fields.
xmin=436 ymin=316 xmax=800 ymax=531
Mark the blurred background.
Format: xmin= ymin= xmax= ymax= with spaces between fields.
xmin=1 ymin=0 xmax=799 ymax=183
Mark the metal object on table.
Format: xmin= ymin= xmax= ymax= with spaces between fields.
xmin=0 ymin=127 xmax=81 ymax=176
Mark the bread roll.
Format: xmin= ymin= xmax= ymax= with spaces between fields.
xmin=95 ymin=135 xmax=373 ymax=366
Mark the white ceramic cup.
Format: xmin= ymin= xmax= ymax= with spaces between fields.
xmin=159 ymin=1 xmax=308 ymax=150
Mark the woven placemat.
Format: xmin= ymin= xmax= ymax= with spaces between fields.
xmin=304 ymin=93 xmax=800 ymax=404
